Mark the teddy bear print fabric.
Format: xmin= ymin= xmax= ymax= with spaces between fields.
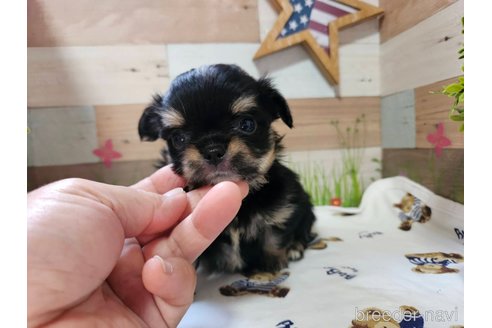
xmin=180 ymin=177 xmax=464 ymax=328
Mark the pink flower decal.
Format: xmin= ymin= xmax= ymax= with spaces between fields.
xmin=426 ymin=123 xmax=451 ymax=157
xmin=93 ymin=139 xmax=122 ymax=168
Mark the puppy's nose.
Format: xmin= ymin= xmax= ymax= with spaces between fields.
xmin=203 ymin=145 xmax=226 ymax=165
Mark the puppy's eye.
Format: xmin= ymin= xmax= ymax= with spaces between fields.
xmin=171 ymin=131 xmax=188 ymax=150
xmin=239 ymin=118 xmax=257 ymax=134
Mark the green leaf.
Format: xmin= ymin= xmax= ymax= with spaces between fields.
xmin=443 ymin=83 xmax=463 ymax=94
xmin=450 ymin=114 xmax=464 ymax=122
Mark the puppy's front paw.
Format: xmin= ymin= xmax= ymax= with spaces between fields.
xmin=287 ymin=242 xmax=305 ymax=261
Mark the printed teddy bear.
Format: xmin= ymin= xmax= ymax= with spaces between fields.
xmin=308 ymin=236 xmax=343 ymax=249
xmin=405 ymin=252 xmax=464 ymax=274
xmin=394 ymin=193 xmax=432 ymax=231
xmin=398 ymin=306 xmax=424 ymax=328
xmin=219 ymin=271 xmax=290 ymax=297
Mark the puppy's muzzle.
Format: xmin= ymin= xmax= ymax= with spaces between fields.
xmin=203 ymin=144 xmax=226 ymax=166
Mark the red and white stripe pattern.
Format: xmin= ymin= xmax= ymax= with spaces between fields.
xmin=308 ymin=0 xmax=357 ymax=54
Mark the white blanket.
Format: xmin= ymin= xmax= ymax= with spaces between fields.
xmin=180 ymin=177 xmax=464 ymax=328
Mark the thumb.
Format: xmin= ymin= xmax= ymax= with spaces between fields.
xmin=142 ymin=255 xmax=197 ymax=327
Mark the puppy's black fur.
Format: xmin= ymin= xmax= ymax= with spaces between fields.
xmin=139 ymin=64 xmax=316 ymax=274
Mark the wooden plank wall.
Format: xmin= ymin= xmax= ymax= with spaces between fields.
xmin=379 ymin=0 xmax=464 ymax=203
xmin=27 ymin=0 xmax=465 ymax=204
xmin=27 ymin=0 xmax=383 ymax=195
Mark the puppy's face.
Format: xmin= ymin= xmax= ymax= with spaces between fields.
xmin=138 ymin=64 xmax=293 ymax=189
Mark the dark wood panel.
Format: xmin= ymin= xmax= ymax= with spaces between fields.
xmin=382 ymin=148 xmax=463 ymax=203
xmin=28 ymin=160 xmax=159 ymax=191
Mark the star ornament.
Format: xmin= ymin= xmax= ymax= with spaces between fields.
xmin=254 ymin=0 xmax=383 ymax=84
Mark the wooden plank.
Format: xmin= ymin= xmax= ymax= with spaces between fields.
xmin=276 ymin=97 xmax=381 ymax=150
xmin=28 ymin=45 xmax=168 ymax=107
xmin=28 ymin=0 xmax=259 ymax=47
xmin=91 ymin=97 xmax=380 ymax=163
xmin=380 ymin=0 xmax=463 ymax=96
xmin=95 ymin=104 xmax=166 ymax=162
xmin=338 ymin=43 xmax=380 ymax=96
xmin=28 ymin=160 xmax=158 ymax=191
xmin=381 ymin=89 xmax=415 ymax=148
xmin=415 ymin=76 xmax=464 ymax=148
xmin=383 ymin=148 xmax=463 ymax=203
xmin=28 ymin=148 xmax=382 ymax=197
xmin=27 ymin=97 xmax=380 ymax=167
xmin=379 ymin=0 xmax=458 ymax=42
xmin=168 ymin=43 xmax=380 ymax=98
xmin=27 ymin=106 xmax=99 ymax=166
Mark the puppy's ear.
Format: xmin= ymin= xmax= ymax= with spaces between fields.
xmin=257 ymin=77 xmax=293 ymax=128
xmin=138 ymin=95 xmax=164 ymax=141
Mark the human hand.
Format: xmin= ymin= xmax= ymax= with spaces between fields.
xmin=27 ymin=165 xmax=248 ymax=328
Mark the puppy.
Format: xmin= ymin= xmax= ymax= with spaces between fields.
xmin=138 ymin=64 xmax=316 ymax=274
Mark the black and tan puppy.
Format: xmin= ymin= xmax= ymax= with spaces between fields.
xmin=138 ymin=64 xmax=316 ymax=274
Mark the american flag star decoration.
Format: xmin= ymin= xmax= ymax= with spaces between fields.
xmin=254 ymin=0 xmax=383 ymax=84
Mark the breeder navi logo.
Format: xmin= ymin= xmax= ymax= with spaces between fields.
xmin=352 ymin=306 xmax=460 ymax=328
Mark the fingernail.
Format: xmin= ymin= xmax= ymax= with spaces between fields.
xmin=163 ymin=187 xmax=185 ymax=199
xmin=153 ymin=255 xmax=174 ymax=274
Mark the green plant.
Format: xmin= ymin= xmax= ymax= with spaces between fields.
xmin=288 ymin=115 xmax=371 ymax=207
xmin=330 ymin=116 xmax=366 ymax=207
xmin=441 ymin=17 xmax=464 ymax=132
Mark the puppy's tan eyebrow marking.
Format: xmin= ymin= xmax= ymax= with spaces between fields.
xmin=160 ymin=107 xmax=185 ymax=128
xmin=231 ymin=95 xmax=257 ymax=114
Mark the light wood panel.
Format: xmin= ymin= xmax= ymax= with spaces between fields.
xmin=380 ymin=0 xmax=463 ymax=96
xmin=28 ymin=0 xmax=259 ymax=47
xmin=168 ymin=43 xmax=380 ymax=98
xmin=95 ymin=104 xmax=166 ymax=162
xmin=28 ymin=160 xmax=158 ymax=191
xmin=337 ymin=43 xmax=380 ymax=96
xmin=276 ymin=97 xmax=381 ymax=151
xmin=27 ymin=106 xmax=99 ymax=166
xmin=28 ymin=45 xmax=168 ymax=107
xmin=380 ymin=89 xmax=415 ymax=148
xmin=383 ymin=148 xmax=463 ymax=203
xmin=415 ymin=76 xmax=464 ymax=148
xmin=379 ymin=0 xmax=457 ymax=42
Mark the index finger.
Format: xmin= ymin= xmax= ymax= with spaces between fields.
xmin=142 ymin=181 xmax=246 ymax=262
xmin=131 ymin=165 xmax=186 ymax=194
xmin=136 ymin=182 xmax=248 ymax=246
